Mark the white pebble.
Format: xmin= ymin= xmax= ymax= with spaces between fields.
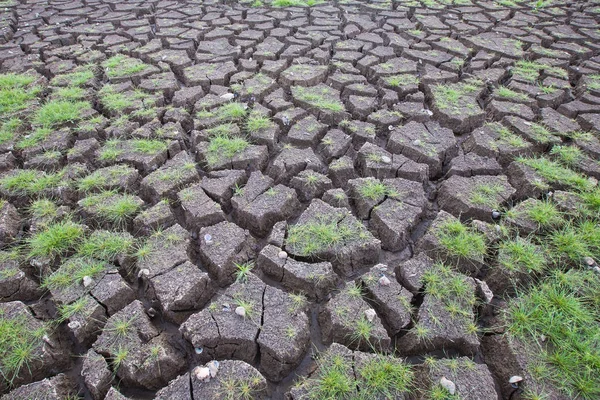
xmin=138 ymin=269 xmax=150 ymax=278
xmin=68 ymin=320 xmax=81 ymax=330
xmin=364 ymin=308 xmax=376 ymax=323
xmin=194 ymin=366 xmax=210 ymax=381
xmin=195 ymin=347 xmax=203 ymax=354
xmin=235 ymin=306 xmax=246 ymax=317
xmin=381 ymin=155 xmax=392 ymax=164
xmin=207 ymin=360 xmax=220 ymax=378
xmin=220 ymin=93 xmax=235 ymax=100
xmin=278 ymin=251 xmax=288 ymax=259
xmin=82 ymin=276 xmax=93 ymax=287
xmin=509 ymin=375 xmax=523 ymax=384
xmin=378 ymin=276 xmax=391 ymax=286
xmin=204 ymin=233 xmax=212 ymax=244
xmin=440 ymin=376 xmax=456 ymax=395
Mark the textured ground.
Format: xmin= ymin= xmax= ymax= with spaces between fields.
xmin=0 ymin=0 xmax=600 ymax=399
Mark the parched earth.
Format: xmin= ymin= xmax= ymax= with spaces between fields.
xmin=0 ymin=0 xmax=600 ymax=399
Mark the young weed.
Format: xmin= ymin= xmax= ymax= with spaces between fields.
xmin=356 ymin=354 xmax=413 ymax=399
xmin=42 ymin=257 xmax=108 ymax=292
xmin=27 ymin=220 xmax=85 ymax=259
xmin=103 ymin=55 xmax=148 ymax=79
xmin=358 ymin=179 xmax=397 ymax=200
xmin=234 ymin=261 xmax=254 ymax=283
xmin=435 ymin=219 xmax=487 ymax=261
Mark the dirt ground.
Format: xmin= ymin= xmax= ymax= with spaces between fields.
xmin=0 ymin=0 xmax=599 ymax=399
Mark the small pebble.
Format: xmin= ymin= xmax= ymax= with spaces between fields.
xmin=388 ymin=125 xmax=394 ymax=131
xmin=278 ymin=251 xmax=288 ymax=259
xmin=195 ymin=347 xmax=204 ymax=354
xmin=381 ymin=155 xmax=392 ymax=164
xmin=68 ymin=320 xmax=82 ymax=330
xmin=440 ymin=376 xmax=456 ymax=395
xmin=82 ymin=276 xmax=93 ymax=287
xmin=220 ymin=93 xmax=234 ymax=100
xmin=235 ymin=306 xmax=246 ymax=317
xmin=378 ymin=276 xmax=391 ymax=286
xmin=491 ymin=210 xmax=501 ymax=220
xmin=222 ymin=303 xmax=231 ymax=312
xmin=509 ymin=375 xmax=523 ymax=388
xmin=594 ymin=266 xmax=600 ymax=274
xmin=364 ymin=308 xmax=376 ymax=323
xmin=207 ymin=360 xmax=220 ymax=378
xmin=583 ymin=256 xmax=596 ymax=267
xmin=147 ymin=307 xmax=157 ymax=318
xmin=194 ymin=366 xmax=210 ymax=381
xmin=138 ymin=269 xmax=150 ymax=278
xmin=204 ymin=233 xmax=212 ymax=245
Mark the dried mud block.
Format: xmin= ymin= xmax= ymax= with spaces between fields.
xmin=317 ymin=128 xmax=352 ymax=163
xmin=144 ymin=260 xmax=215 ymax=324
xmin=0 ymin=251 xmax=42 ymax=302
xmin=258 ymin=244 xmax=339 ymax=301
xmin=396 ymin=252 xmax=435 ymax=293
xmin=82 ymin=349 xmax=112 ymax=400
xmin=180 ymin=274 xmax=309 ymax=382
xmin=291 ymin=84 xmax=349 ymax=125
xmin=463 ymin=33 xmax=525 ymax=59
xmin=200 ymin=169 xmax=247 ymax=208
xmin=137 ymin=224 xmax=189 ymax=278
xmin=357 ymin=142 xmax=429 ymax=183
xmin=387 ymin=121 xmax=458 ymax=178
xmin=416 ymin=357 xmax=500 ymax=400
xmin=285 ymin=199 xmax=381 ymax=277
xmin=0 ymin=201 xmax=20 ymax=246
xmin=425 ymin=80 xmax=486 ymax=134
xmin=446 ymin=152 xmax=503 ymax=177
xmin=319 ymin=282 xmax=391 ymax=352
xmin=178 ymin=183 xmax=226 ymax=230
xmin=268 ymin=146 xmax=325 ymax=185
xmin=416 ymin=211 xmax=486 ymax=275
xmin=437 ymin=175 xmax=515 ymax=222
xmin=1 ymin=374 xmax=77 ymax=400
xmin=140 ymin=151 xmax=199 ymax=203
xmin=93 ymin=300 xmax=185 ymax=390
xmin=397 ymin=268 xmax=479 ymax=356
xmin=289 ymin=170 xmax=333 ymax=202
xmin=359 ymin=264 xmax=412 ymax=335
xmin=133 ymin=199 xmax=175 ymax=236
xmin=198 ymin=221 xmax=255 ymax=287
xmin=287 ymin=114 xmax=328 ymax=147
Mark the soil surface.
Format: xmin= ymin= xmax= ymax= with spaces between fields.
xmin=0 ymin=0 xmax=599 ymax=399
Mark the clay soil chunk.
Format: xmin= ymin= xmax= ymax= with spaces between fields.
xmin=140 ymin=151 xmax=200 ymax=203
xmin=178 ymin=183 xmax=225 ymax=230
xmin=359 ymin=265 xmax=412 ymax=335
xmin=198 ymin=221 xmax=255 ymax=286
xmin=287 ymin=115 xmax=328 ymax=147
xmin=319 ymin=282 xmax=391 ymax=352
xmin=258 ymin=244 xmax=339 ymax=301
xmin=285 ymin=199 xmax=381 ymax=277
xmin=268 ymin=147 xmax=325 ymax=185
xmin=291 ymin=84 xmax=349 ymax=125
xmin=1 ymin=374 xmax=77 ymax=400
xmin=93 ymin=300 xmax=185 ymax=390
xmin=0 ymin=252 xmax=42 ymax=302
xmin=387 ymin=121 xmax=458 ymax=178
xmin=137 ymin=224 xmax=189 ymax=278
xmin=233 ymin=182 xmax=300 ymax=237
xmin=289 ymin=170 xmax=333 ymax=202
xmin=0 ymin=201 xmax=20 ymax=246
xmin=438 ymin=175 xmax=515 ymax=222
xmin=396 ymin=252 xmax=436 ymax=293
xmin=426 ymin=80 xmax=486 ymax=134
xmin=144 ymin=260 xmax=215 ymax=324
xmin=180 ymin=274 xmax=309 ymax=382
xmin=82 ymin=349 xmax=112 ymax=400
xmin=417 ymin=357 xmax=500 ymax=400
xmin=280 ymin=64 xmax=329 ymax=87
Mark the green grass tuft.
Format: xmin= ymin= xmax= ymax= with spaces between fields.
xmin=435 ymin=219 xmax=487 ymax=260
xmin=27 ymin=220 xmax=85 ymax=259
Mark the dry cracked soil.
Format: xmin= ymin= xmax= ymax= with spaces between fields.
xmin=0 ymin=0 xmax=600 ymax=399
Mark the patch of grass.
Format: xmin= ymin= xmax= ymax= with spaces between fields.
xmin=507 ymin=269 xmax=600 ymax=399
xmin=103 ymin=55 xmax=148 ymax=78
xmin=206 ymin=134 xmax=249 ymax=166
xmin=384 ymin=74 xmax=419 ymax=87
xmin=307 ymin=353 xmax=354 ymax=399
xmin=0 ymin=310 xmax=47 ymax=385
xmin=33 ymin=100 xmax=90 ymax=127
xmin=78 ymin=230 xmax=134 ymax=261
xmin=272 ymin=0 xmax=324 ymax=6
xmin=54 ymin=86 xmax=87 ymax=101
xmin=15 ymin=127 xmax=53 ymax=150
xmin=0 ymin=118 xmax=21 ymax=144
xmin=0 ymin=73 xmax=40 ymax=116
xmin=246 ymin=112 xmax=272 ymax=132
xmin=286 ymin=216 xmax=364 ymax=257
xmin=496 ymin=86 xmax=530 ymax=101
xmin=111 ymin=345 xmax=129 ymax=370
xmin=508 ymin=199 xmax=564 ymax=228
xmin=422 ymin=262 xmax=477 ymax=307
xmin=435 ymin=219 xmax=487 ymax=260
xmin=549 ymin=221 xmax=600 ymax=263
xmin=513 ymin=60 xmax=567 ymax=83
xmin=517 ymin=156 xmax=594 ymax=191
xmin=27 ymin=220 xmax=85 ymax=259
xmin=470 ymin=183 xmax=505 ymax=207
xmin=357 ymin=355 xmax=413 ymax=399
xmin=56 ymin=296 xmax=94 ymax=323
xmin=288 ymin=293 xmax=307 ymax=313
xmin=77 ymin=164 xmax=134 ymax=192
xmin=550 ymin=145 xmax=584 ymax=167
xmin=42 ymin=257 xmax=108 ymax=291
xmin=431 ymin=79 xmax=481 ymax=113
xmin=29 ymin=199 xmax=58 ymax=219
xmin=0 ymin=169 xmax=64 ymax=196
xmin=292 ymin=86 xmax=344 ymax=112
xmin=80 ymin=191 xmax=142 ymax=226
xmin=50 ymin=65 xmax=95 ymax=87
xmin=489 ymin=123 xmax=528 ymax=148
xmin=497 ymin=238 xmax=546 ymax=274
xmin=357 ymin=179 xmax=398 ymax=200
